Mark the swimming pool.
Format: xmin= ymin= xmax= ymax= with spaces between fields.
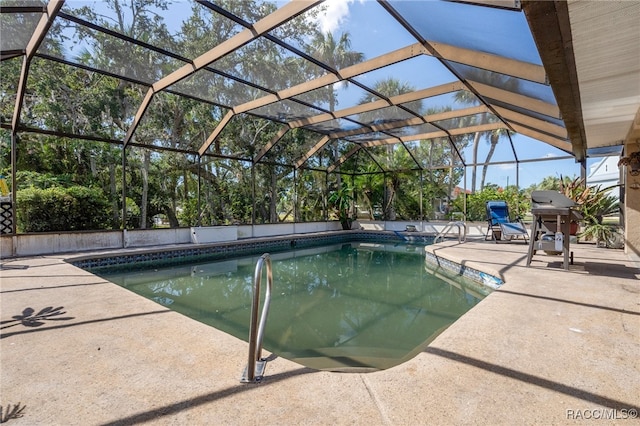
xmin=92 ymin=239 xmax=489 ymax=372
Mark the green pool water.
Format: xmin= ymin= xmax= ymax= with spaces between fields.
xmin=97 ymin=241 xmax=486 ymax=371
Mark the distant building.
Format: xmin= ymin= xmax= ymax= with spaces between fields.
xmin=587 ymin=156 xmax=620 ymax=200
xmin=433 ymin=186 xmax=471 ymax=220
xmin=452 ymin=186 xmax=472 ymax=199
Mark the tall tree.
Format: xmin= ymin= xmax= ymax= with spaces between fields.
xmin=71 ymin=0 xmax=176 ymax=228
xmin=480 ymin=129 xmax=509 ymax=190
xmin=307 ymin=31 xmax=364 ymax=189
xmin=454 ymin=69 xmax=518 ymax=192
xmin=307 ymin=31 xmax=364 ymax=111
xmin=357 ymin=78 xmax=421 ymax=220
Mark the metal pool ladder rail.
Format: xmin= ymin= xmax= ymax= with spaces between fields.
xmin=434 ymin=221 xmax=467 ymax=243
xmin=241 ymin=253 xmax=273 ymax=383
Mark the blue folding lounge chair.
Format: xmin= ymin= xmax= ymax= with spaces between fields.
xmin=486 ymin=201 xmax=528 ymax=243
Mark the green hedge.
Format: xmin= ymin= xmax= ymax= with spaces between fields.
xmin=16 ymin=186 xmax=110 ymax=232
xmin=451 ymin=185 xmax=529 ymax=222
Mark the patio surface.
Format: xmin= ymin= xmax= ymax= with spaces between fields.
xmin=1 ymin=238 xmax=639 ymax=425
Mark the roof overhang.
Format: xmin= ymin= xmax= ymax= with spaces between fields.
xmin=524 ymin=0 xmax=640 ymax=161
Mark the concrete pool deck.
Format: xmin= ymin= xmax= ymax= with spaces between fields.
xmin=1 ymin=239 xmax=639 ymax=425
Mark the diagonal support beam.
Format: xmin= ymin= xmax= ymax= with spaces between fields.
xmin=1 ymin=51 xmax=25 ymax=62
xmin=428 ymin=40 xmax=547 ymax=84
xmin=330 ymin=141 xmax=424 ymax=174
xmin=313 ymin=106 xmax=496 ymax=170
xmin=361 ymin=122 xmax=505 ymax=148
xmin=123 ymin=88 xmax=154 ymax=147
xmin=327 ymin=145 xmax=362 ymax=174
xmin=289 ymin=81 xmax=467 ymax=129
xmin=254 ymin=125 xmax=290 ymax=163
xmin=467 ymin=80 xmax=560 ymax=118
xmin=362 ymin=131 xmax=447 ymax=148
xmin=155 ymin=0 xmax=322 ymax=93
xmin=12 ymin=0 xmax=65 ymax=131
xmin=492 ymin=105 xmax=567 ymax=139
xmin=235 ymin=42 xmax=427 ymax=115
xmin=25 ymin=0 xmax=64 ymax=60
xmin=294 ymin=135 xmax=330 ymax=169
xmin=198 ymin=110 xmax=235 ymax=156
xmin=127 ymin=0 xmax=322 ymax=147
xmin=236 ymin=37 xmax=544 ymax=119
xmin=509 ymin=123 xmax=572 ymax=154
xmin=330 ymin=104 xmax=488 ymax=140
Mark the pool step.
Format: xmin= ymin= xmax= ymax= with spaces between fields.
xmin=285 ymin=346 xmax=411 ymax=372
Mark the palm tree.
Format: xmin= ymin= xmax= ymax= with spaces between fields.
xmin=454 ymin=90 xmax=482 ymax=193
xmin=358 ymin=77 xmax=422 ymax=115
xmin=307 ymin=31 xmax=364 ymax=188
xmin=480 ymin=128 xmax=510 ymax=190
xmin=74 ymin=0 xmax=175 ymax=228
xmin=357 ymin=78 xmax=421 ymax=220
xmin=454 ymin=70 xmax=518 ymax=191
xmin=308 ymin=31 xmax=364 ymax=112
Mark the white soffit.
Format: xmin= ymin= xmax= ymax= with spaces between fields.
xmin=568 ymin=0 xmax=640 ymax=148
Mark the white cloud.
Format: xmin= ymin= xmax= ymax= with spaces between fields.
xmin=496 ymin=163 xmax=516 ymax=170
xmin=543 ymin=153 xmax=558 ymax=159
xmin=333 ymin=80 xmax=346 ymax=90
xmin=315 ymin=0 xmax=356 ymax=34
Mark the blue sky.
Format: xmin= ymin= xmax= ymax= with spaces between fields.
xmin=62 ymin=0 xmax=603 ymax=189
xmin=310 ymin=0 xmax=601 ymax=189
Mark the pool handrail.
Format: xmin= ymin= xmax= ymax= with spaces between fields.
xmin=241 ymin=253 xmax=273 ymax=383
xmin=434 ymin=221 xmax=467 ymax=243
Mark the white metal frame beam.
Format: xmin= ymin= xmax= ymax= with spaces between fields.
xmin=199 ymin=37 xmax=546 ymax=157
xmin=125 ymin=0 xmax=322 ymax=147
xmin=11 ymin=0 xmax=65 ymax=131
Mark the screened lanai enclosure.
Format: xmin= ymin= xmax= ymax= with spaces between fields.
xmin=1 ymin=0 xmax=636 ymax=234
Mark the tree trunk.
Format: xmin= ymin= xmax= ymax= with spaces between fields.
xmin=329 ymin=86 xmax=342 ymax=188
xmin=471 ymin=132 xmax=481 ymax=193
xmin=384 ymin=174 xmax=396 ymax=220
xmin=183 ymin=168 xmax=189 ymax=201
xmin=270 ymin=170 xmax=278 ymax=223
xmin=140 ymin=150 xmax=150 ymax=229
xmin=164 ymin=205 xmax=179 ymax=228
xmin=109 ymin=163 xmax=119 ymax=229
xmin=481 ymin=137 xmax=499 ymax=190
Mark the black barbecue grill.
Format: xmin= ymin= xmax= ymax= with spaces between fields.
xmin=526 ymin=190 xmax=583 ymax=270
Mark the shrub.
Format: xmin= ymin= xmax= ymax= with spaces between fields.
xmin=16 ymin=185 xmax=110 ymax=232
xmin=451 ymin=185 xmax=529 ymax=222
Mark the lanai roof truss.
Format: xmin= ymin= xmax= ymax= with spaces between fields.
xmin=4 ymin=0 xmax=615 ymax=173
